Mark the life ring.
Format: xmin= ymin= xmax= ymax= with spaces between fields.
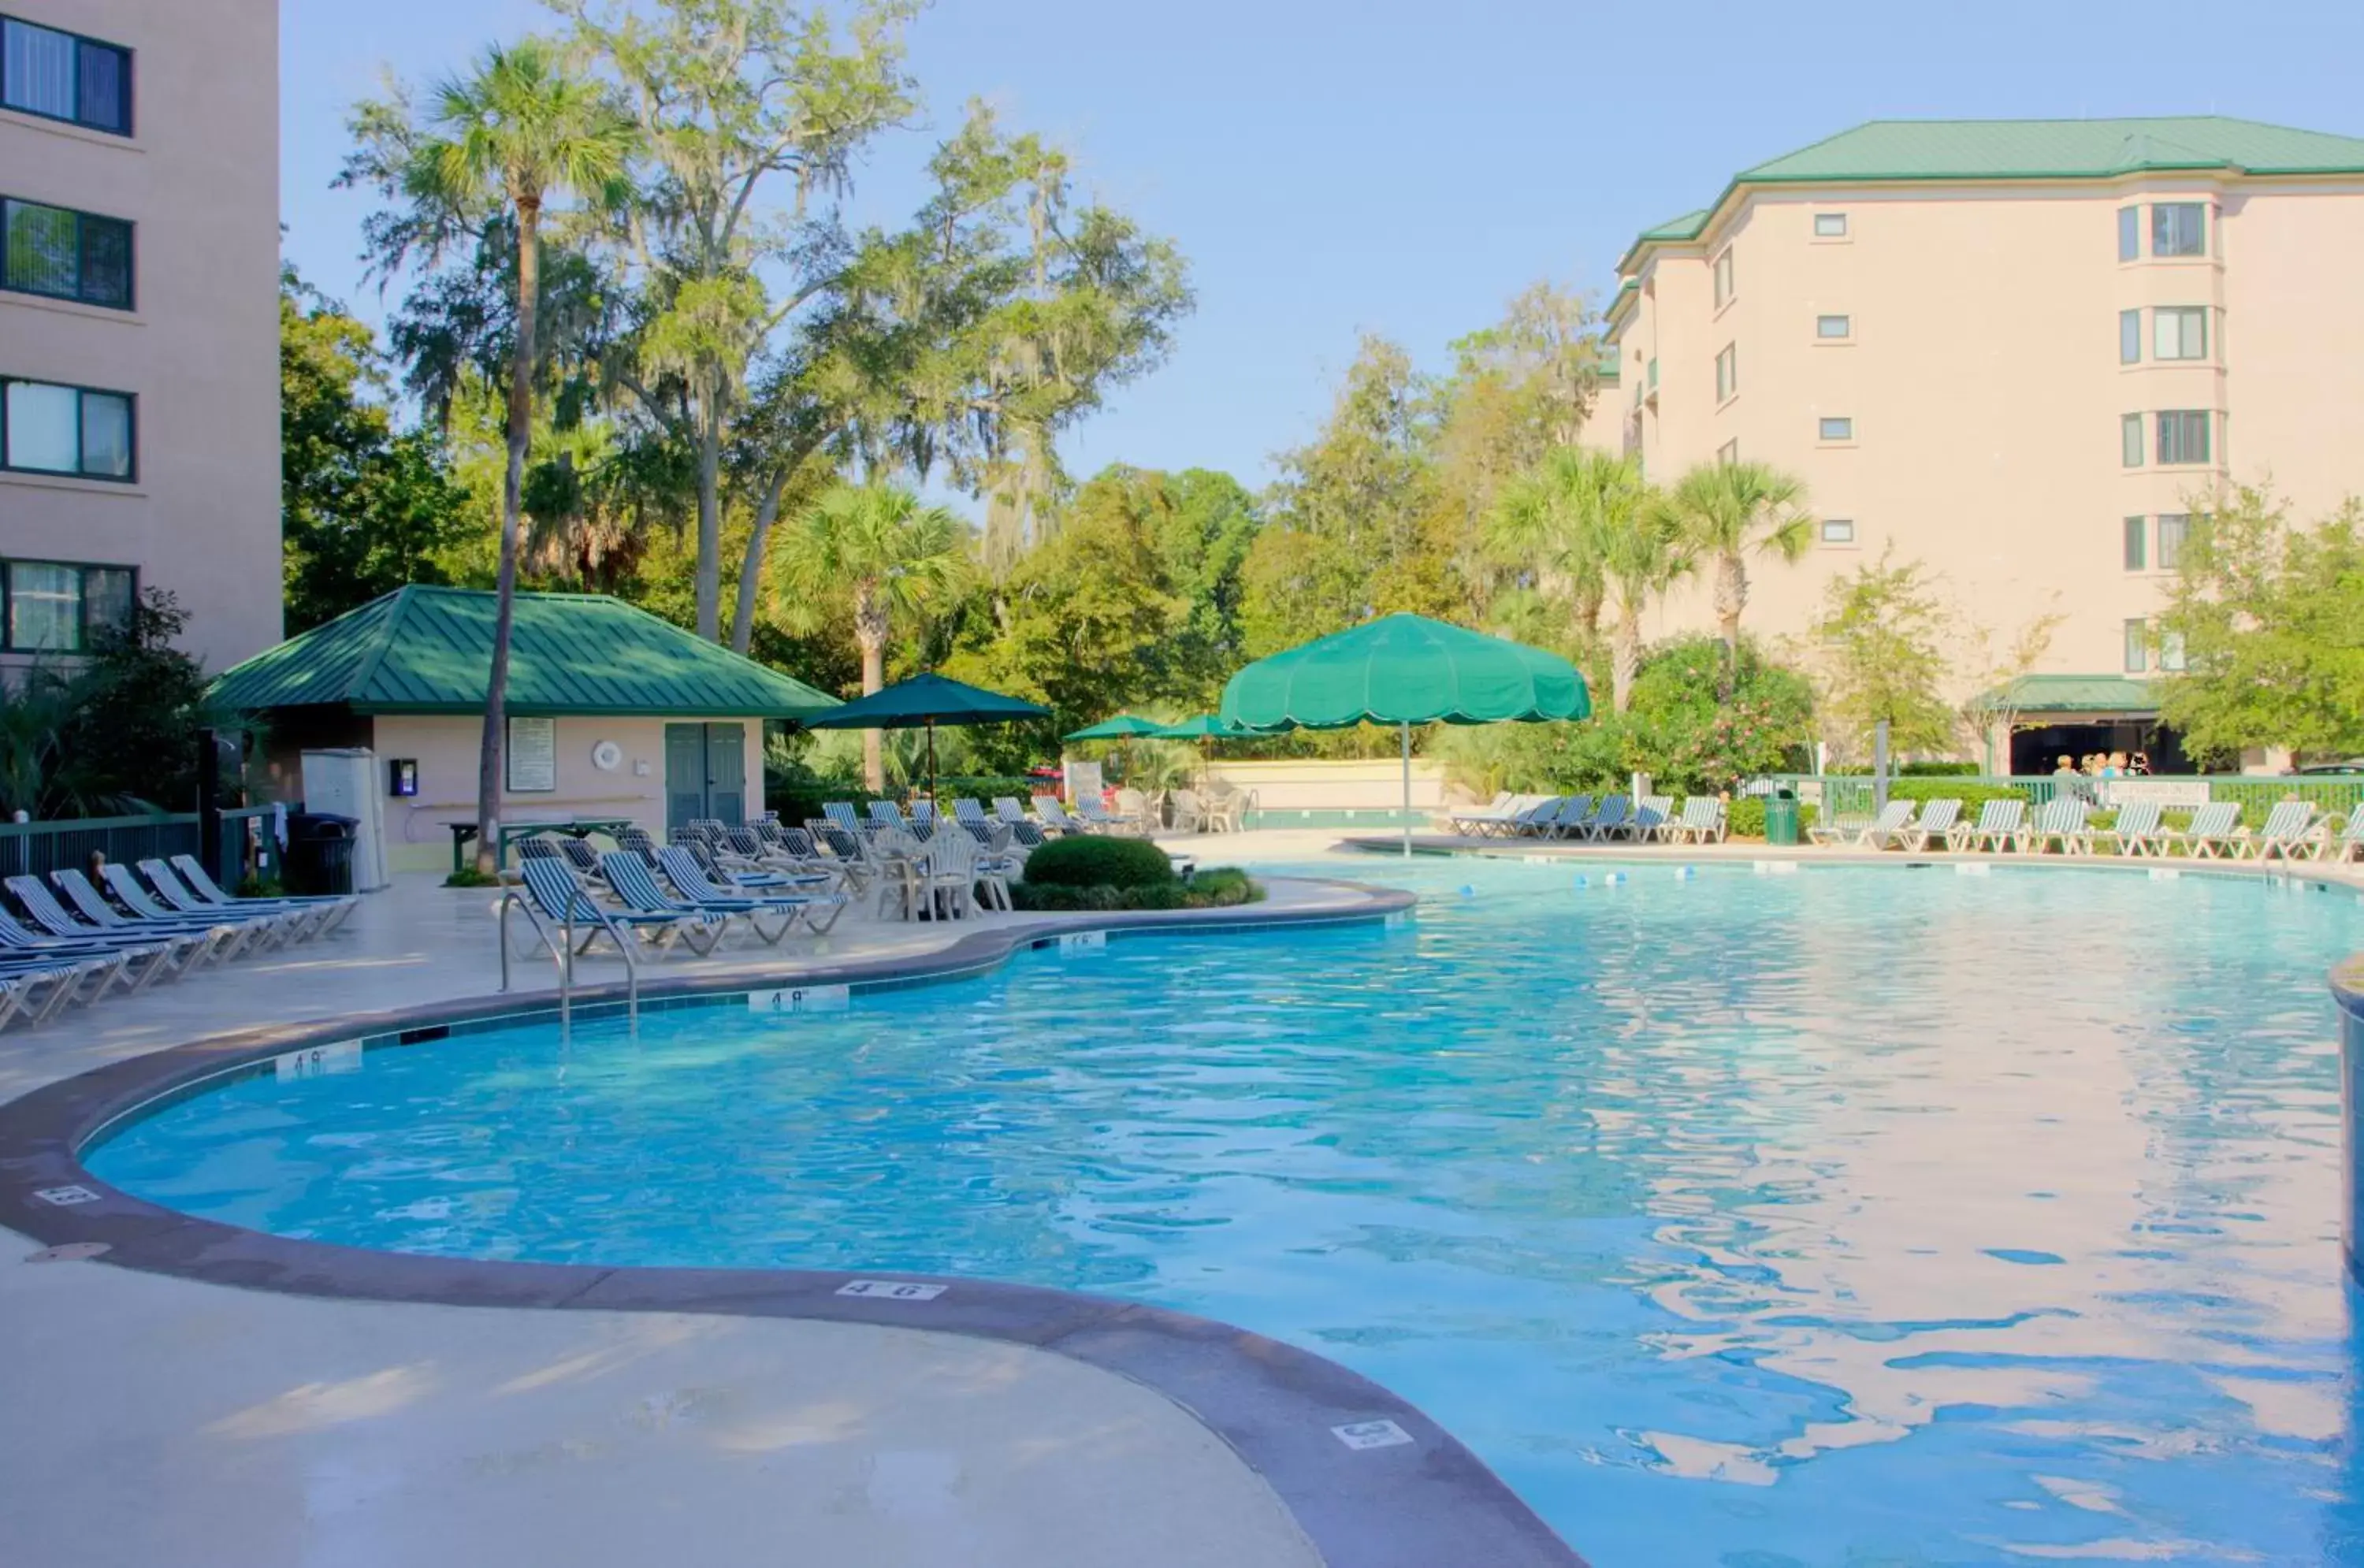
xmin=591 ymin=740 xmax=624 ymax=772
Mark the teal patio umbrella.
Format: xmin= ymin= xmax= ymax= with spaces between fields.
xmin=1065 ymin=714 xmax=1168 ymax=741
xmin=1217 ymin=613 xmax=1590 ymax=854
xmin=807 ymin=672 xmax=1050 ymax=799
xmin=1147 ymin=714 xmax=1268 ymax=739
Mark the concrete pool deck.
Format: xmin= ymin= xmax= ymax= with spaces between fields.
xmin=0 ymin=850 xmax=1580 ymax=1568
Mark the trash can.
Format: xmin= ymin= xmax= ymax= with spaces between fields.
xmin=1763 ymin=789 xmax=1801 ymax=847
xmin=284 ymin=811 xmax=358 ymax=896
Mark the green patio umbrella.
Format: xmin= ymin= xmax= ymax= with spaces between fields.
xmin=807 ymin=672 xmax=1050 ymax=800
xmin=1065 ymin=713 xmax=1169 ymax=741
xmin=1217 ymin=612 xmax=1590 ymax=855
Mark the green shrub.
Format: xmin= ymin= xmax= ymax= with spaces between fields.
xmin=1009 ymin=867 xmax=1261 ymax=912
xmin=444 ymin=867 xmax=502 ymax=889
xmin=1020 ymin=835 xmax=1177 ymax=890
xmin=1901 ymin=760 xmax=1979 ymax=776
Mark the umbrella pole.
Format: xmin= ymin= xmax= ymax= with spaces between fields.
xmin=925 ymin=719 xmax=938 ymax=802
xmin=1400 ymin=721 xmax=1412 ymax=858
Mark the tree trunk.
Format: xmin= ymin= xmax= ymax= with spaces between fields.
xmin=729 ymin=466 xmax=792 ymax=655
xmin=854 ymin=580 xmax=889 ymax=790
xmin=1612 ymin=604 xmax=1641 ymax=714
xmin=475 ymin=195 xmax=541 ymax=879
xmin=693 ymin=386 xmax=723 ymax=641
xmin=1713 ymin=549 xmax=1747 ymax=681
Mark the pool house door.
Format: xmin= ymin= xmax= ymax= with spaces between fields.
xmin=664 ymin=723 xmax=747 ymax=834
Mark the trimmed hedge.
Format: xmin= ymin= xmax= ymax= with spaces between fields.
xmin=1020 ymin=835 xmax=1177 ymax=890
xmin=1009 ymin=867 xmax=1261 ymax=912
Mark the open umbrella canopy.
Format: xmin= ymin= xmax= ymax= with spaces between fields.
xmin=1065 ymin=713 xmax=1169 ymax=741
xmin=1218 ymin=613 xmax=1589 ymax=730
xmin=1149 ymin=713 xmax=1269 ymax=739
xmin=805 ymin=672 xmax=1050 ymax=730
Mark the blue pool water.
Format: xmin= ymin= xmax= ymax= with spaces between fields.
xmin=91 ymin=860 xmax=2364 ymax=1566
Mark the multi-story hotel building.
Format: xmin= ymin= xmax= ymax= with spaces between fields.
xmin=1600 ymin=117 xmax=2364 ymax=767
xmin=1 ymin=0 xmax=281 ymax=674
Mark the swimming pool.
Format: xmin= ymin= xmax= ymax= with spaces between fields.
xmin=88 ymin=859 xmax=2364 ymax=1566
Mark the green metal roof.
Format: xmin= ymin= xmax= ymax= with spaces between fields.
xmin=1971 ymin=674 xmax=2160 ymax=715
xmin=1616 ymin=116 xmax=2364 ymax=274
xmin=210 ymin=585 xmax=841 ymax=719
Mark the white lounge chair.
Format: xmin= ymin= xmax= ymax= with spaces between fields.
xmin=2163 ymin=801 xmax=2242 ymax=858
xmin=2091 ymin=800 xmax=2165 ymax=856
xmin=1667 ymin=796 xmax=1727 ymax=844
xmin=2243 ymin=800 xmax=2323 ymax=862
xmin=1894 ymin=798 xmax=1961 ymax=852
xmin=1961 ymin=799 xmax=2026 ymax=853
xmin=1812 ymin=799 xmax=1912 ymax=849
xmin=2024 ymin=797 xmax=2092 ymax=854
xmin=1448 ymin=791 xmax=1516 ymax=835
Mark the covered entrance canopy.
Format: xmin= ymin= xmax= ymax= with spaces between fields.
xmin=1970 ymin=674 xmax=2185 ymax=773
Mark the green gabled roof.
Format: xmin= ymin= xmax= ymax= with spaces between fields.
xmin=1741 ymin=116 xmax=2364 ymax=184
xmin=210 ymin=585 xmax=841 ymax=719
xmin=1615 ymin=115 xmax=2364 ymax=274
xmin=1971 ymin=674 xmax=2159 ymax=715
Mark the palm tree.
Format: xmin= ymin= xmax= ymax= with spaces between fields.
xmin=1486 ymin=448 xmax=1684 ymax=712
xmin=399 ymin=40 xmax=634 ymax=875
xmin=1655 ymin=459 xmax=1814 ymax=677
xmin=778 ymin=482 xmax=970 ymax=790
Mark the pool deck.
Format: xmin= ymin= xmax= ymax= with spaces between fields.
xmin=0 ymin=848 xmax=1575 ymax=1568
xmin=7 ymin=828 xmax=2358 ymax=1568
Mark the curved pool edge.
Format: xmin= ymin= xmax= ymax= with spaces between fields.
xmin=0 ymin=882 xmax=1587 ymax=1568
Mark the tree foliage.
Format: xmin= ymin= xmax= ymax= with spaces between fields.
xmin=280 ymin=271 xmax=471 ymax=631
xmin=1804 ymin=548 xmax=1956 ymax=760
xmin=2157 ymin=486 xmax=2364 ymax=761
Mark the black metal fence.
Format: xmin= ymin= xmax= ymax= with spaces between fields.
xmin=0 ymin=807 xmax=281 ymax=891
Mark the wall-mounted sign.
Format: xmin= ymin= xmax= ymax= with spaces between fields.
xmin=506 ymin=716 xmax=557 ymax=793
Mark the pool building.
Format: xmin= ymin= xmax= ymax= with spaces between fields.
xmin=207 ymin=585 xmax=839 ymax=871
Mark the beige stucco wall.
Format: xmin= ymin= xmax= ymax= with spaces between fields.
xmin=1606 ymin=174 xmax=2364 ymax=697
xmin=0 ymin=0 xmax=282 ymax=674
xmin=1202 ymin=759 xmax=1448 ymax=812
xmin=359 ymin=715 xmax=766 ymax=872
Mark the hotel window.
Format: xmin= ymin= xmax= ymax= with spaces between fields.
xmin=0 ymin=559 xmax=132 ymax=652
xmin=2117 ymin=206 xmax=2139 ymax=262
xmin=2121 ymin=413 xmax=2143 ymax=467
xmin=2155 ymin=410 xmax=2210 ymax=465
xmin=2153 ymin=307 xmax=2207 ymax=361
xmin=2119 ymin=309 xmax=2141 ymax=364
xmin=2 ymin=198 xmax=132 ymax=308
xmin=2158 ymin=630 xmax=2186 ymax=672
xmin=1 ymin=377 xmax=134 ymax=478
xmin=2124 ymin=618 xmax=2148 ymax=674
xmin=1715 ymin=342 xmax=1737 ymax=402
xmin=2156 ymin=512 xmax=2190 ymax=570
xmin=1717 ymin=438 xmax=1739 ymax=465
xmin=2122 ymin=516 xmax=2147 ymax=570
xmin=1713 ymin=246 xmax=1734 ymax=307
xmin=2150 ymin=203 xmax=2206 ymax=258
xmin=0 ymin=14 xmax=130 ymax=135
xmin=1816 ymin=314 xmax=1851 ymax=340
xmin=1820 ymin=518 xmax=1856 ymax=544
xmin=1819 ymin=416 xmax=1853 ymax=441
xmin=1813 ymin=212 xmax=1849 ymax=237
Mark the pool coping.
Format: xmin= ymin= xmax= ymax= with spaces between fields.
xmin=0 ymin=878 xmax=1587 ymax=1568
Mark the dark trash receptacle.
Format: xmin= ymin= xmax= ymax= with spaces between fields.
xmin=284 ymin=812 xmax=357 ymax=896
xmin=1763 ymin=790 xmax=1801 ymax=846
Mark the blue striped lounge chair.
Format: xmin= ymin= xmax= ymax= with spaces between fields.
xmin=2164 ymin=801 xmax=2242 ymax=858
xmin=140 ymin=858 xmax=336 ymax=943
xmin=9 ymin=874 xmax=229 ymax=976
xmin=102 ymin=860 xmax=305 ymax=952
xmin=1582 ymin=794 xmax=1631 ymax=842
xmin=2243 ymin=800 xmax=2322 ymax=862
xmin=2091 ymin=800 xmax=2165 ymax=856
xmin=1531 ymin=795 xmax=1592 ymax=838
xmin=866 ymin=800 xmax=909 ymax=834
xmin=1962 ymin=799 xmax=2026 ymax=852
xmin=1622 ymin=795 xmax=1672 ymax=842
xmin=0 ymin=894 xmax=162 ymax=994
xmin=1507 ymin=796 xmax=1569 ymax=838
xmin=0 ymin=955 xmax=121 ymax=1030
xmin=589 ymin=853 xmax=733 ymax=953
xmin=168 ymin=853 xmax=357 ymax=934
xmin=656 ymin=845 xmax=846 ymax=936
xmin=2024 ymin=797 xmax=2092 ymax=855
xmin=1034 ymin=795 xmax=1091 ymax=835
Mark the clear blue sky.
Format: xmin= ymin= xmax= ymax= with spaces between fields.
xmin=281 ymin=0 xmax=2364 ymax=490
